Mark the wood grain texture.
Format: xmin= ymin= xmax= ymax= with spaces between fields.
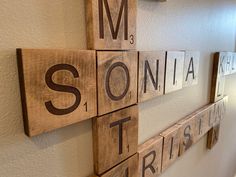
xmin=160 ymin=124 xmax=181 ymax=172
xmin=17 ymin=49 xmax=97 ymax=137
xmin=93 ymin=105 xmax=138 ymax=175
xmin=97 ymin=51 xmax=138 ymax=115
xmin=100 ymin=154 xmax=138 ymax=177
xmin=193 ymin=104 xmax=213 ymax=143
xmin=182 ymin=51 xmax=200 ymax=87
xmin=86 ymin=0 xmax=137 ymax=50
xmin=178 ymin=115 xmax=196 ymax=156
xmin=137 ymin=135 xmax=163 ymax=177
xmin=165 ymin=51 xmax=185 ymax=94
xmin=207 ymin=124 xmax=220 ymax=149
xmin=210 ymin=52 xmax=226 ymax=102
xmin=138 ymin=51 xmax=166 ymax=103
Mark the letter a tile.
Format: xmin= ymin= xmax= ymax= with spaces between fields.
xmin=97 ymin=51 xmax=138 ymax=115
xmin=138 ymin=135 xmax=163 ymax=177
xmin=138 ymin=51 xmax=166 ymax=103
xmin=183 ymin=51 xmax=200 ymax=87
xmin=92 ymin=105 xmax=138 ymax=175
xmin=17 ymin=49 xmax=97 ymax=137
xmin=86 ymin=0 xmax=137 ymax=50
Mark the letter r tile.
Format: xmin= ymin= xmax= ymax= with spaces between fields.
xmin=86 ymin=0 xmax=137 ymax=50
xmin=97 ymin=51 xmax=138 ymax=116
xmin=92 ymin=105 xmax=138 ymax=175
xmin=138 ymin=135 xmax=163 ymax=177
xmin=17 ymin=49 xmax=97 ymax=137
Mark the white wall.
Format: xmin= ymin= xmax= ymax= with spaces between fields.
xmin=0 ymin=0 xmax=235 ymax=177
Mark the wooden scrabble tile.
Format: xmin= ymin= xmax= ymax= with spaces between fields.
xmin=97 ymin=51 xmax=138 ymax=115
xmin=213 ymin=97 xmax=227 ymax=123
xmin=165 ymin=51 xmax=185 ymax=94
xmin=231 ymin=53 xmax=236 ymax=74
xmin=138 ymin=51 xmax=166 ymax=103
xmin=223 ymin=52 xmax=232 ymax=76
xmin=210 ymin=52 xmax=226 ymax=102
xmin=207 ymin=123 xmax=221 ymax=149
xmin=178 ymin=116 xmax=196 ymax=156
xmin=138 ymin=135 xmax=163 ymax=177
xmin=160 ymin=124 xmax=181 ymax=172
xmin=86 ymin=0 xmax=137 ymax=50
xmin=17 ymin=49 xmax=97 ymax=137
xmin=99 ymin=154 xmax=138 ymax=177
xmin=93 ymin=105 xmax=138 ymax=175
xmin=194 ymin=105 xmax=213 ymax=142
xmin=183 ymin=51 xmax=200 ymax=87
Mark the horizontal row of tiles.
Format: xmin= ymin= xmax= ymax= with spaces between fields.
xmin=17 ymin=49 xmax=200 ymax=137
xmin=91 ymin=96 xmax=227 ymax=177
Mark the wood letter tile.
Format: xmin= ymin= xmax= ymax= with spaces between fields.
xmin=165 ymin=51 xmax=185 ymax=94
xmin=210 ymin=52 xmax=226 ymax=102
xmin=224 ymin=52 xmax=232 ymax=76
xmin=160 ymin=125 xmax=181 ymax=172
xmin=17 ymin=49 xmax=97 ymax=137
xmin=86 ymin=0 xmax=137 ymax=50
xmin=194 ymin=105 xmax=213 ymax=142
xmin=93 ymin=105 xmax=138 ymax=175
xmin=138 ymin=135 xmax=163 ymax=177
xmin=178 ymin=116 xmax=196 ymax=156
xmin=97 ymin=51 xmax=138 ymax=115
xmin=138 ymin=51 xmax=166 ymax=103
xmin=231 ymin=52 xmax=236 ymax=74
xmin=183 ymin=51 xmax=200 ymax=87
xmin=207 ymin=124 xmax=221 ymax=149
xmin=99 ymin=155 xmax=138 ymax=177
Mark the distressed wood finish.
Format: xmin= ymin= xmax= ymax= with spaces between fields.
xmin=17 ymin=49 xmax=97 ymax=137
xmin=178 ymin=116 xmax=196 ymax=156
xmin=193 ymin=104 xmax=213 ymax=142
xmin=138 ymin=51 xmax=166 ymax=103
xmin=183 ymin=51 xmax=200 ymax=87
xmin=93 ymin=105 xmax=138 ymax=175
xmin=99 ymin=154 xmax=138 ymax=177
xmin=97 ymin=51 xmax=138 ymax=115
xmin=86 ymin=0 xmax=137 ymax=50
xmin=207 ymin=124 xmax=221 ymax=149
xmin=137 ymin=135 xmax=163 ymax=177
xmin=160 ymin=125 xmax=181 ymax=172
xmin=210 ymin=52 xmax=226 ymax=102
xmin=165 ymin=51 xmax=185 ymax=94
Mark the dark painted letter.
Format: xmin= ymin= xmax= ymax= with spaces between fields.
xmin=45 ymin=64 xmax=81 ymax=115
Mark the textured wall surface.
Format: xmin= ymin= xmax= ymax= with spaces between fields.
xmin=0 ymin=0 xmax=235 ymax=177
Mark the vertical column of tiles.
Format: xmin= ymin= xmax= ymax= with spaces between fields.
xmin=138 ymin=51 xmax=166 ymax=103
xmin=93 ymin=105 xmax=138 ymax=175
xmin=17 ymin=49 xmax=97 ymax=137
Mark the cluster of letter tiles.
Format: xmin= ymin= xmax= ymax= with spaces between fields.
xmin=16 ymin=0 xmax=236 ymax=176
